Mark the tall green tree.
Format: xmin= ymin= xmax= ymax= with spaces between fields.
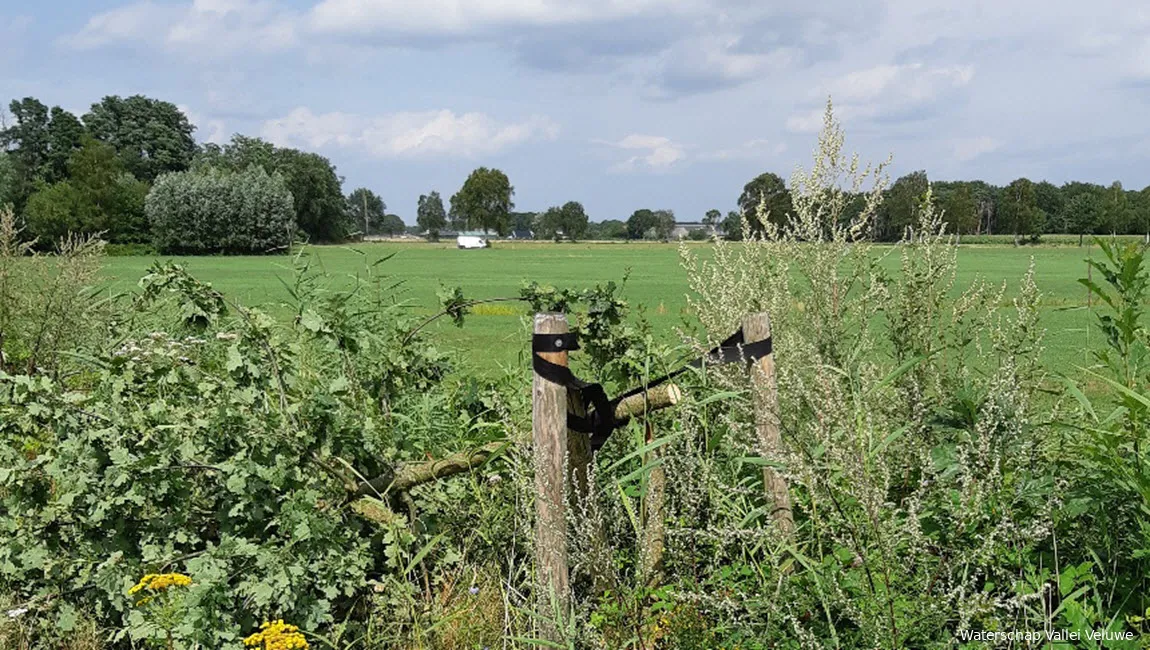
xmin=721 ymin=210 xmax=743 ymax=241
xmin=703 ymin=209 xmax=721 ymax=231
xmin=1064 ymin=191 xmax=1104 ymax=246
xmin=194 ymin=135 xmax=348 ymax=242
xmin=82 ymin=95 xmax=196 ymax=182
xmin=1102 ymin=181 xmax=1132 ymax=235
xmin=738 ymin=172 xmax=791 ymax=234
xmin=878 ymin=171 xmax=929 ymax=241
xmin=1136 ymin=186 xmax=1150 ymax=242
xmin=941 ymin=182 xmax=978 ymax=235
xmin=0 ymin=153 xmax=14 ymax=208
xmin=380 ymin=213 xmax=406 ymax=236
xmin=536 ymin=201 xmax=590 ymax=241
xmin=23 ymin=137 xmax=149 ymax=245
xmin=147 ymin=166 xmax=295 ymax=254
xmin=450 ymin=167 xmax=514 ymax=236
xmin=1 ymin=98 xmax=85 ymax=205
xmin=1033 ymin=181 xmax=1064 ymax=229
xmin=46 ymin=107 xmax=86 ymax=183
xmin=416 ymin=191 xmax=448 ymax=241
xmin=998 ymin=178 xmax=1045 ymax=243
xmin=626 ymin=209 xmax=655 ymax=240
xmin=347 ymin=188 xmax=386 ymax=236
xmin=653 ymin=209 xmax=676 ymax=241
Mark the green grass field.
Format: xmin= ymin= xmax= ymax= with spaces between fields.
xmin=99 ymin=241 xmax=1105 ymax=375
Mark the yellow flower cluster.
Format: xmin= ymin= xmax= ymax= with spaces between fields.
xmin=128 ymin=573 xmax=193 ymax=605
xmin=243 ymin=620 xmax=309 ymax=650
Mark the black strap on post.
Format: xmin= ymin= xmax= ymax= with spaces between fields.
xmin=532 ymin=328 xmax=772 ymax=451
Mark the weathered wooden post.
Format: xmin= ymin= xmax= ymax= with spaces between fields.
xmin=742 ymin=312 xmax=795 ymax=538
xmin=533 ymin=312 xmax=570 ymax=642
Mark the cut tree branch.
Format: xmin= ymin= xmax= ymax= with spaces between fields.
xmin=349 ymin=382 xmax=683 ymax=500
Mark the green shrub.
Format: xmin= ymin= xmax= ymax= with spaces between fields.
xmin=0 ymin=257 xmax=460 ymax=647
xmin=22 ymin=138 xmax=150 ymax=247
xmin=147 ymin=166 xmax=295 ymax=255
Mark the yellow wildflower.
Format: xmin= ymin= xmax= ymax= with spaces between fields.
xmin=128 ymin=573 xmax=193 ymax=605
xmin=243 ymin=619 xmax=309 ymax=650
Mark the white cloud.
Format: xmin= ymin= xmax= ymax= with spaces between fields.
xmin=260 ymin=107 xmax=559 ymax=159
xmin=600 ymin=134 xmax=685 ymax=172
xmin=309 ymin=0 xmax=684 ymax=35
xmin=68 ymin=0 xmax=298 ymax=57
xmin=787 ymin=63 xmax=975 ymax=132
xmin=652 ymin=33 xmax=799 ymax=95
xmin=952 ymin=136 xmax=1001 ymax=162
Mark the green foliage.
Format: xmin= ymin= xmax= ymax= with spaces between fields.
xmin=626 ymin=209 xmax=675 ymax=241
xmin=938 ymin=181 xmax=978 ymax=235
xmin=380 ymin=214 xmax=405 ymax=236
xmin=1080 ymin=238 xmax=1150 ymax=388
xmin=195 ymin=135 xmax=349 ymax=243
xmin=536 ymin=201 xmax=590 ymax=242
xmin=0 ymin=152 xmax=14 ymax=209
xmin=449 ymin=167 xmax=514 ymax=236
xmin=347 ymin=187 xmax=387 ymax=236
xmin=591 ymin=218 xmax=627 ymax=240
xmin=146 ymin=166 xmax=295 ymax=255
xmin=999 ymin=177 xmax=1046 ymax=242
xmin=738 ymin=172 xmax=791 ymax=236
xmin=24 ymin=137 xmax=150 ymax=246
xmin=0 ymin=206 xmax=107 ymax=375
xmin=877 ymin=170 xmax=928 ymax=241
xmin=0 ymin=254 xmax=459 ymax=647
xmin=416 ymin=191 xmax=447 ymax=240
xmin=82 ymin=95 xmax=196 ymax=183
xmin=1060 ymin=238 xmax=1150 ymax=627
xmin=1 ymin=98 xmax=86 ymax=208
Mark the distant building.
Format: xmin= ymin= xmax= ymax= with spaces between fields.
xmin=670 ymin=222 xmax=719 ymax=239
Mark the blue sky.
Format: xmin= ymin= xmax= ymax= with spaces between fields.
xmin=4 ymin=0 xmax=1150 ymax=223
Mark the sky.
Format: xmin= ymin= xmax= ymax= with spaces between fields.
xmin=3 ymin=0 xmax=1150 ymax=223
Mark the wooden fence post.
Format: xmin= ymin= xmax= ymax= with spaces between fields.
xmin=742 ymin=312 xmax=795 ymax=538
xmin=533 ymin=312 xmax=570 ymax=642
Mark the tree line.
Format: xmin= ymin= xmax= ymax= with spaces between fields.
xmin=7 ymin=93 xmax=1145 ymax=252
xmin=725 ymin=171 xmax=1150 ymax=244
xmin=0 ymin=96 xmax=528 ymax=253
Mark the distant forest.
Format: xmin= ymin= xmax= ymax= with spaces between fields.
xmin=2 ymin=94 xmax=1146 ymax=251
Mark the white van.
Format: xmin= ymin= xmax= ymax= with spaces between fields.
xmin=456 ymin=234 xmax=489 ymax=249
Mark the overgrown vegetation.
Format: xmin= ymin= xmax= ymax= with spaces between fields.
xmin=2 ymin=103 xmax=1149 ymax=649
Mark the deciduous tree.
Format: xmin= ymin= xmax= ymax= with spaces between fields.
xmin=450 ymin=167 xmax=514 ymax=236
xmin=878 ymin=171 xmax=929 ymax=240
xmin=194 ymin=135 xmax=348 ymax=242
xmin=147 ymin=166 xmax=295 ymax=254
xmin=23 ymin=137 xmax=149 ymax=245
xmin=738 ymin=172 xmax=791 ymax=234
xmin=626 ymin=209 xmax=655 ymax=240
xmin=417 ymin=191 xmax=448 ymax=240
xmin=347 ymin=188 xmax=386 ymax=236
xmin=536 ymin=201 xmax=590 ymax=241
xmin=998 ymin=178 xmax=1045 ymax=243
xmin=83 ymin=95 xmax=196 ymax=182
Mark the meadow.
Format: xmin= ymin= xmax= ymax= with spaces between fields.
xmin=101 ymin=240 xmax=1104 ymax=374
